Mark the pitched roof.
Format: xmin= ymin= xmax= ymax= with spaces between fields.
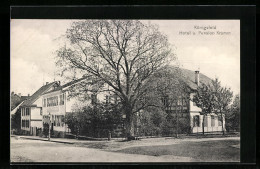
xmin=43 ymin=76 xmax=88 ymax=95
xmin=21 ymin=82 xmax=58 ymax=107
xmin=179 ymin=67 xmax=212 ymax=90
xmin=160 ymin=66 xmax=212 ymax=90
xmin=11 ymin=101 xmax=24 ymax=115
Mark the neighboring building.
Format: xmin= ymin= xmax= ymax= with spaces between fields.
xmin=10 ymin=92 xmax=29 ymax=113
xmin=161 ymin=67 xmax=225 ymax=134
xmin=41 ymin=77 xmax=87 ymax=137
xmin=41 ymin=77 xmax=120 ymax=138
xmin=20 ymin=82 xmax=60 ymax=135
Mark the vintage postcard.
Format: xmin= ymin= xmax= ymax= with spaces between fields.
xmin=11 ymin=19 xmax=240 ymax=163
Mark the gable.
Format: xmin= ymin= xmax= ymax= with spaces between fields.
xmin=21 ymin=82 xmax=60 ymax=107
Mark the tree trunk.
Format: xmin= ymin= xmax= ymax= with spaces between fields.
xmin=175 ymin=104 xmax=178 ymax=138
xmin=124 ymin=104 xmax=135 ymax=140
xmin=125 ymin=117 xmax=135 ymax=140
xmin=202 ymin=115 xmax=205 ymax=135
xmin=221 ymin=111 xmax=225 ymax=135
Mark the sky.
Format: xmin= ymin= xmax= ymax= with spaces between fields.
xmin=11 ymin=19 xmax=240 ymax=96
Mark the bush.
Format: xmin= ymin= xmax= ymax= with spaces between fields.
xmin=65 ymin=104 xmax=124 ymax=138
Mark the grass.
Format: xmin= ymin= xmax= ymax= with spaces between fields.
xmin=115 ymin=139 xmax=240 ymax=162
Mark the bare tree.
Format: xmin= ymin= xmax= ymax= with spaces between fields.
xmin=56 ymin=20 xmax=175 ymax=140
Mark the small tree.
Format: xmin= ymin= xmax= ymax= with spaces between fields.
xmin=11 ymin=108 xmax=21 ymax=133
xmin=138 ymin=107 xmax=167 ymax=136
xmin=212 ymin=78 xmax=233 ymax=135
xmin=193 ymin=82 xmax=217 ymax=135
xmin=226 ymin=94 xmax=240 ymax=132
xmin=66 ymin=103 xmax=124 ymax=138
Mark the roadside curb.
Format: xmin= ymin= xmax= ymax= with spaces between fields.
xmin=14 ymin=135 xmax=75 ymax=144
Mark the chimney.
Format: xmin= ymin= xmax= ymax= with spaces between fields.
xmin=28 ymin=94 xmax=30 ymax=97
xmin=195 ymin=70 xmax=200 ymax=86
xmin=46 ymin=82 xmax=49 ymax=85
xmin=18 ymin=93 xmax=21 ymax=97
xmin=58 ymin=81 xmax=60 ymax=85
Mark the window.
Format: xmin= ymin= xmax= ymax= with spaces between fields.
xmin=25 ymin=120 xmax=29 ymax=128
xmin=56 ymin=115 xmax=62 ymax=127
xmin=55 ymin=96 xmax=58 ymax=106
xmin=59 ymin=94 xmax=65 ymax=105
xmin=211 ymin=115 xmax=215 ymax=127
xmin=193 ymin=115 xmax=200 ymax=127
xmin=40 ymin=108 xmax=42 ymax=115
xmin=105 ymin=95 xmax=111 ymax=104
xmin=47 ymin=96 xmax=59 ymax=107
xmin=26 ymin=108 xmax=29 ymax=116
xmin=53 ymin=115 xmax=56 ymax=126
xmin=218 ymin=116 xmax=222 ymax=126
xmin=61 ymin=115 xmax=65 ymax=127
xmin=91 ymin=94 xmax=97 ymax=104
xmin=161 ymin=96 xmax=169 ymax=107
xmin=56 ymin=116 xmax=59 ymax=126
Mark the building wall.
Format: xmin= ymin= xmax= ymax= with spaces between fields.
xmin=42 ymin=91 xmax=65 ymax=116
xmin=30 ymin=107 xmax=42 ymax=128
xmin=190 ymin=113 xmax=225 ymax=133
xmin=188 ymin=92 xmax=226 ymax=133
xmin=189 ymin=93 xmax=202 ymax=112
xmin=30 ymin=107 xmax=42 ymax=120
xmin=42 ymin=90 xmax=66 ymax=133
xmin=34 ymin=96 xmax=43 ymax=107
xmin=30 ymin=120 xmax=42 ymax=128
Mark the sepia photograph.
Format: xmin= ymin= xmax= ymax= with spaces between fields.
xmin=10 ymin=19 xmax=240 ymax=163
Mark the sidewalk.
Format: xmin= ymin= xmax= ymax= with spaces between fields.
xmin=11 ymin=135 xmax=99 ymax=144
xmin=11 ymin=134 xmax=240 ymax=151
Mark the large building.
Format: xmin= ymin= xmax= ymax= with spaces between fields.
xmin=160 ymin=67 xmax=225 ymax=134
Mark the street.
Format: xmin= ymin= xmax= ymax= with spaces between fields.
xmin=10 ymin=136 xmax=240 ymax=163
xmin=10 ymin=137 xmax=192 ymax=162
